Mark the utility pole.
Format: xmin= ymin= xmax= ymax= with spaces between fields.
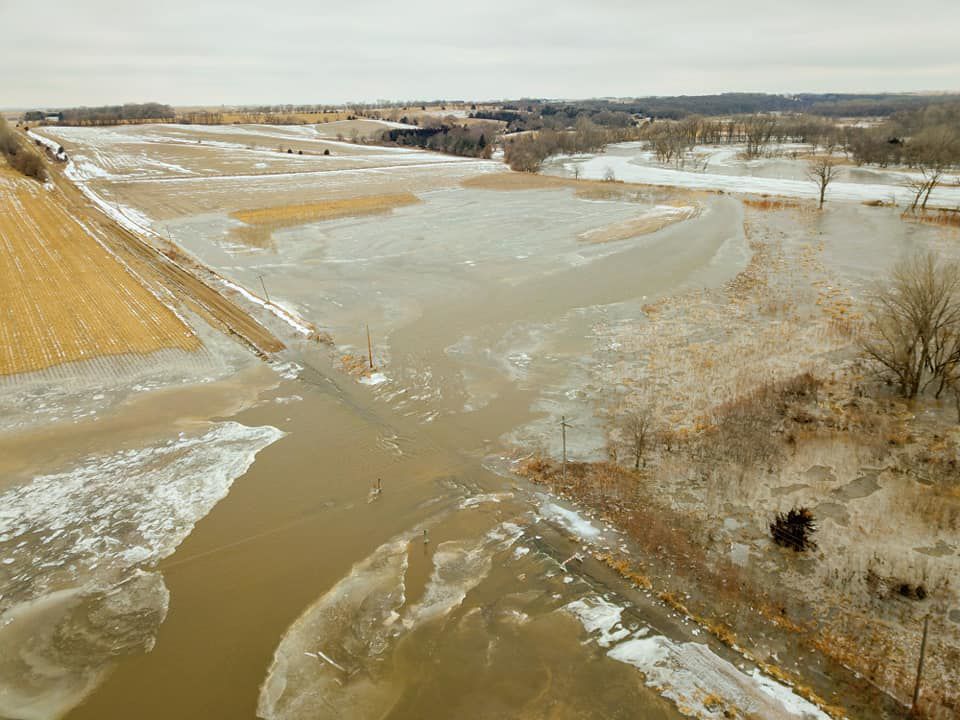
xmin=560 ymin=416 xmax=573 ymax=483
xmin=366 ymin=324 xmax=374 ymax=369
xmin=911 ymin=614 xmax=931 ymax=716
xmin=258 ymin=274 xmax=271 ymax=304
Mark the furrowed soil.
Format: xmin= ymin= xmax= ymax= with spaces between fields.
xmin=0 ymin=167 xmax=199 ymax=375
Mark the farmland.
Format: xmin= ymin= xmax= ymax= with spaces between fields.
xmin=0 ymin=166 xmax=200 ymax=376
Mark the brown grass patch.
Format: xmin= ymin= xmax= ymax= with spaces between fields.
xmin=230 ymin=193 xmax=421 ymax=248
xmin=578 ymin=206 xmax=699 ymax=244
xmin=461 ymin=172 xmax=707 ymax=202
xmin=743 ymin=197 xmax=808 ymax=212
xmin=0 ymin=168 xmax=200 ymax=375
xmin=232 ymin=193 xmax=420 ymax=226
xmin=902 ymin=208 xmax=960 ymax=229
xmin=461 ymin=172 xmax=575 ymax=191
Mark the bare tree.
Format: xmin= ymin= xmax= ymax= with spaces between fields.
xmin=860 ymin=251 xmax=960 ymax=398
xmin=622 ymin=409 xmax=654 ymax=470
xmin=742 ymin=114 xmax=778 ymax=159
xmin=807 ymin=155 xmax=839 ymax=209
xmin=904 ymin=125 xmax=960 ymax=211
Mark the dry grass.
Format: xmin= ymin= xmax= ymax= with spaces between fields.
xmin=230 ymin=193 xmax=421 ymax=248
xmin=743 ymin=197 xmax=810 ymax=212
xmin=461 ymin=172 xmax=576 ymax=191
xmin=232 ymin=193 xmax=420 ymax=226
xmin=578 ymin=206 xmax=699 ymax=244
xmin=0 ymin=167 xmax=200 ymax=375
xmin=902 ymin=208 xmax=960 ymax=230
xmin=461 ymin=171 xmax=705 ymax=199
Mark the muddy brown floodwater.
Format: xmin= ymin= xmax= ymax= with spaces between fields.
xmin=3 ymin=127 xmax=851 ymax=720
xmin=40 ymin=359 xmax=674 ymax=720
xmin=60 ymin=203 xmax=739 ymax=720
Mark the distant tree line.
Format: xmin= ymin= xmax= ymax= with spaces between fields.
xmin=0 ymin=118 xmax=46 ymax=181
xmin=40 ymin=103 xmax=175 ymax=126
xmin=532 ymin=93 xmax=960 ymax=120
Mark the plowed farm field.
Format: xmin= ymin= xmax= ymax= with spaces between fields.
xmin=0 ymin=167 xmax=201 ymax=376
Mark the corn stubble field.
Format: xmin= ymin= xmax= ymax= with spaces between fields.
xmin=0 ymin=167 xmax=201 ymax=377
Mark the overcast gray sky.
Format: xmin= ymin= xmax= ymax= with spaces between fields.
xmin=2 ymin=0 xmax=958 ymax=107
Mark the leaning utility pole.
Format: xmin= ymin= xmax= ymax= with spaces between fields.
xmin=258 ymin=274 xmax=271 ymax=304
xmin=911 ymin=614 xmax=931 ymax=716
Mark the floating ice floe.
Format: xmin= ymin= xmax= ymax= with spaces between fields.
xmin=258 ymin=521 xmax=523 ymax=720
xmin=0 ymin=422 xmax=284 ymax=720
xmin=359 ymin=372 xmax=388 ymax=386
xmin=458 ymin=491 xmax=514 ymax=509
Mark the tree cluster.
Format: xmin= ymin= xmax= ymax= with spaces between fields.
xmin=503 ymin=118 xmax=639 ymax=172
xmin=382 ymin=121 xmax=496 ymax=159
xmin=844 ymin=103 xmax=960 ymax=208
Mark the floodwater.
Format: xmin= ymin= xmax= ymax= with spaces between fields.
xmin=2 ymin=132 xmax=853 ymax=720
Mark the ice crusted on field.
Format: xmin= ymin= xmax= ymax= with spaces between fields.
xmin=563 ymin=146 xmax=960 ymax=206
xmin=218 ymin=277 xmax=316 ymax=337
xmin=537 ymin=497 xmax=602 ymax=541
xmin=564 ymin=593 xmax=830 ymax=720
xmin=0 ymin=422 xmax=284 ymax=720
xmin=258 ymin=521 xmax=523 ymax=720
xmin=564 ymin=596 xmax=631 ymax=647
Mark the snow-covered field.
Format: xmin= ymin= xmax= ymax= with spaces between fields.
xmin=549 ymin=143 xmax=960 ymax=207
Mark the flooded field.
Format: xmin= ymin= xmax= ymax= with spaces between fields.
xmin=3 ymin=123 xmax=952 ymax=719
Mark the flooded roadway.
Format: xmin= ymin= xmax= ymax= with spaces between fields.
xmin=1 ymin=161 xmax=837 ymax=719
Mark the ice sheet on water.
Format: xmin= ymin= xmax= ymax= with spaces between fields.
xmin=358 ymin=372 xmax=388 ymax=386
xmin=458 ymin=491 xmax=513 ymax=509
xmin=258 ymin=521 xmax=524 ymax=720
xmin=0 ymin=421 xmax=284 ymax=720
xmin=404 ymin=523 xmax=522 ymax=627
xmin=257 ymin=535 xmax=413 ymax=720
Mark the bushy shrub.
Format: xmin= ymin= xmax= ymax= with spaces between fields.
xmin=0 ymin=117 xmax=47 ymax=181
xmin=770 ymin=507 xmax=817 ymax=552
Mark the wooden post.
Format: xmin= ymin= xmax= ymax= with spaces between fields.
xmin=366 ymin=324 xmax=374 ymax=369
xmin=911 ymin=614 xmax=930 ymax=716
xmin=560 ymin=416 xmax=570 ymax=483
